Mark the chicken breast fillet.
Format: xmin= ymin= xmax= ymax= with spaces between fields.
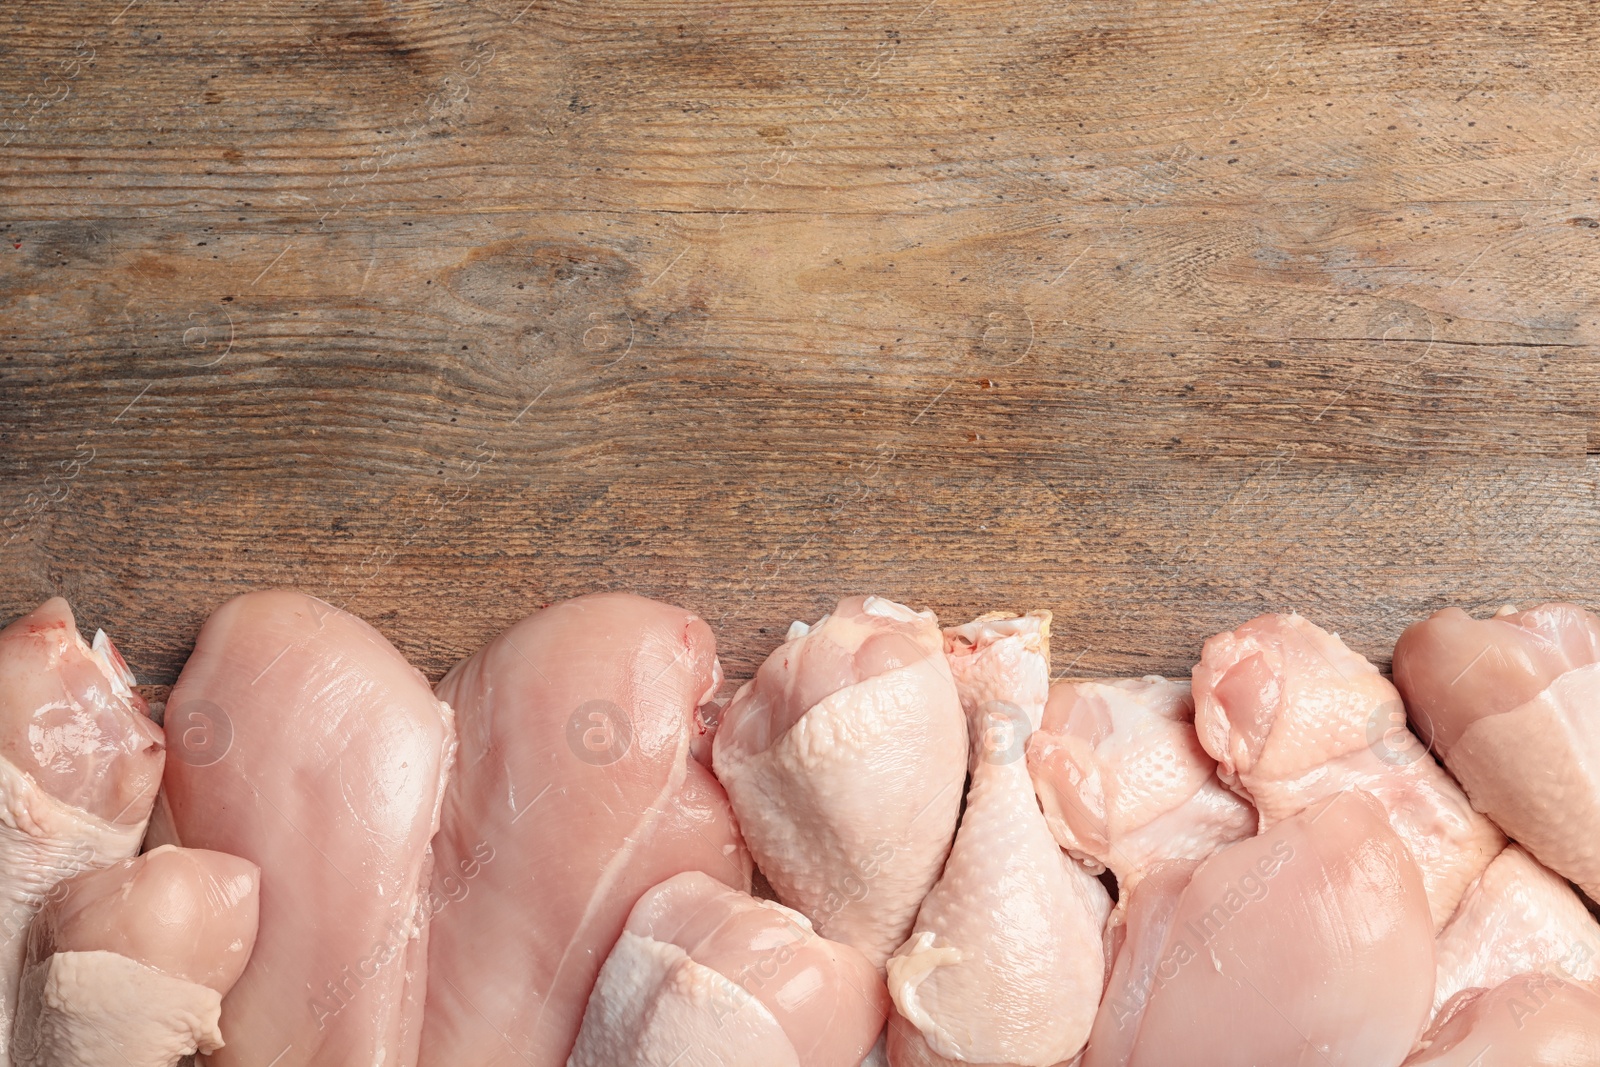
xmin=161 ymin=590 xmax=456 ymax=1067
xmin=1191 ymin=613 xmax=1503 ymax=928
xmin=1086 ymin=790 xmax=1436 ymax=1067
xmin=0 ymin=599 xmax=164 ymax=1066
xmin=714 ymin=596 xmax=967 ymax=972
xmin=569 ymin=872 xmax=888 ymax=1067
xmin=419 ymin=593 xmax=752 ymax=1067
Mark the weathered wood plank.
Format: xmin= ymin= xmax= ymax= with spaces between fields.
xmin=3 ymin=0 xmax=1599 ymax=690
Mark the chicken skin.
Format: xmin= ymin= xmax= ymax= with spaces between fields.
xmin=569 ymin=872 xmax=887 ymax=1067
xmin=714 ymin=596 xmax=967 ymax=972
xmin=1433 ymin=844 xmax=1600 ymax=1016
xmin=887 ymin=613 xmax=1110 ymax=1067
xmin=1394 ymin=602 xmax=1600 ymax=906
xmin=11 ymin=845 xmax=259 ymax=1066
xmin=1027 ymin=676 xmax=1255 ymax=909
xmin=1192 ymin=613 xmax=1503 ymax=928
xmin=1404 ymin=971 xmax=1600 ymax=1066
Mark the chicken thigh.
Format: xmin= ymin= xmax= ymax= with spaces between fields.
xmin=0 ymin=599 xmax=164 ymax=1065
xmin=1433 ymin=844 xmax=1600 ymax=1015
xmin=160 ymin=590 xmax=456 ymax=1067
xmin=569 ymin=871 xmax=887 ymax=1067
xmin=420 ymin=593 xmax=751 ymax=1067
xmin=1086 ymin=789 xmax=1436 ymax=1067
xmin=11 ymin=844 xmax=259 ymax=1067
xmin=714 ymin=596 xmax=967 ymax=971
xmin=1191 ymin=613 xmax=1503 ymax=927
xmin=1026 ymin=677 xmax=1255 ymax=908
xmin=1393 ymin=602 xmax=1600 ymax=906
xmin=887 ymin=613 xmax=1110 ymax=1067
xmin=1404 ymin=971 xmax=1600 ymax=1066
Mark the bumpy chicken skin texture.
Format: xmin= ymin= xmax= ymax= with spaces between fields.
xmin=714 ymin=596 xmax=967 ymax=972
xmin=0 ymin=599 xmax=164 ymax=1067
xmin=11 ymin=845 xmax=261 ymax=1067
xmin=1027 ymin=676 xmax=1255 ymax=905
xmin=887 ymin=613 xmax=1109 ymax=1067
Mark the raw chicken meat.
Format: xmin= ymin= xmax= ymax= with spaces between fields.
xmin=0 ymin=598 xmax=164 ymax=1065
xmin=160 ymin=590 xmax=455 ymax=1067
xmin=1393 ymin=602 xmax=1600 ymax=905
xmin=1026 ymin=677 xmax=1255 ymax=908
xmin=714 ymin=596 xmax=967 ymax=971
xmin=1405 ymin=972 xmax=1600 ymax=1066
xmin=1191 ymin=613 xmax=1504 ymax=928
xmin=11 ymin=844 xmax=260 ymax=1066
xmin=887 ymin=612 xmax=1109 ymax=1067
xmin=1433 ymin=844 xmax=1600 ymax=1015
xmin=1085 ymin=789 xmax=1436 ymax=1067
xmin=419 ymin=593 xmax=752 ymax=1067
xmin=569 ymin=871 xmax=887 ymax=1067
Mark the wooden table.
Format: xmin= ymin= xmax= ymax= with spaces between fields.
xmin=4 ymin=0 xmax=1598 ymax=693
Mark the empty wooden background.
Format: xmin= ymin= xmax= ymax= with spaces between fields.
xmin=3 ymin=0 xmax=1599 ymax=692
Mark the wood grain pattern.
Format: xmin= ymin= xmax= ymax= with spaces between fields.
xmin=3 ymin=0 xmax=1599 ymax=692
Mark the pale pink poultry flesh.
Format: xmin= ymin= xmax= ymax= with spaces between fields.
xmin=887 ymin=612 xmax=1109 ymax=1067
xmin=1404 ymin=971 xmax=1600 ymax=1066
xmin=713 ymin=596 xmax=968 ymax=972
xmin=1433 ymin=843 xmax=1600 ymax=1016
xmin=1191 ymin=612 xmax=1504 ymax=928
xmin=1086 ymin=789 xmax=1436 ymax=1067
xmin=569 ymin=871 xmax=887 ymax=1067
xmin=11 ymin=844 xmax=259 ymax=1066
xmin=419 ymin=592 xmax=752 ymax=1067
xmin=1394 ymin=602 xmax=1600 ymax=906
xmin=0 ymin=598 xmax=165 ymax=1066
xmin=1026 ymin=676 xmax=1255 ymax=914
xmin=160 ymin=590 xmax=456 ymax=1067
